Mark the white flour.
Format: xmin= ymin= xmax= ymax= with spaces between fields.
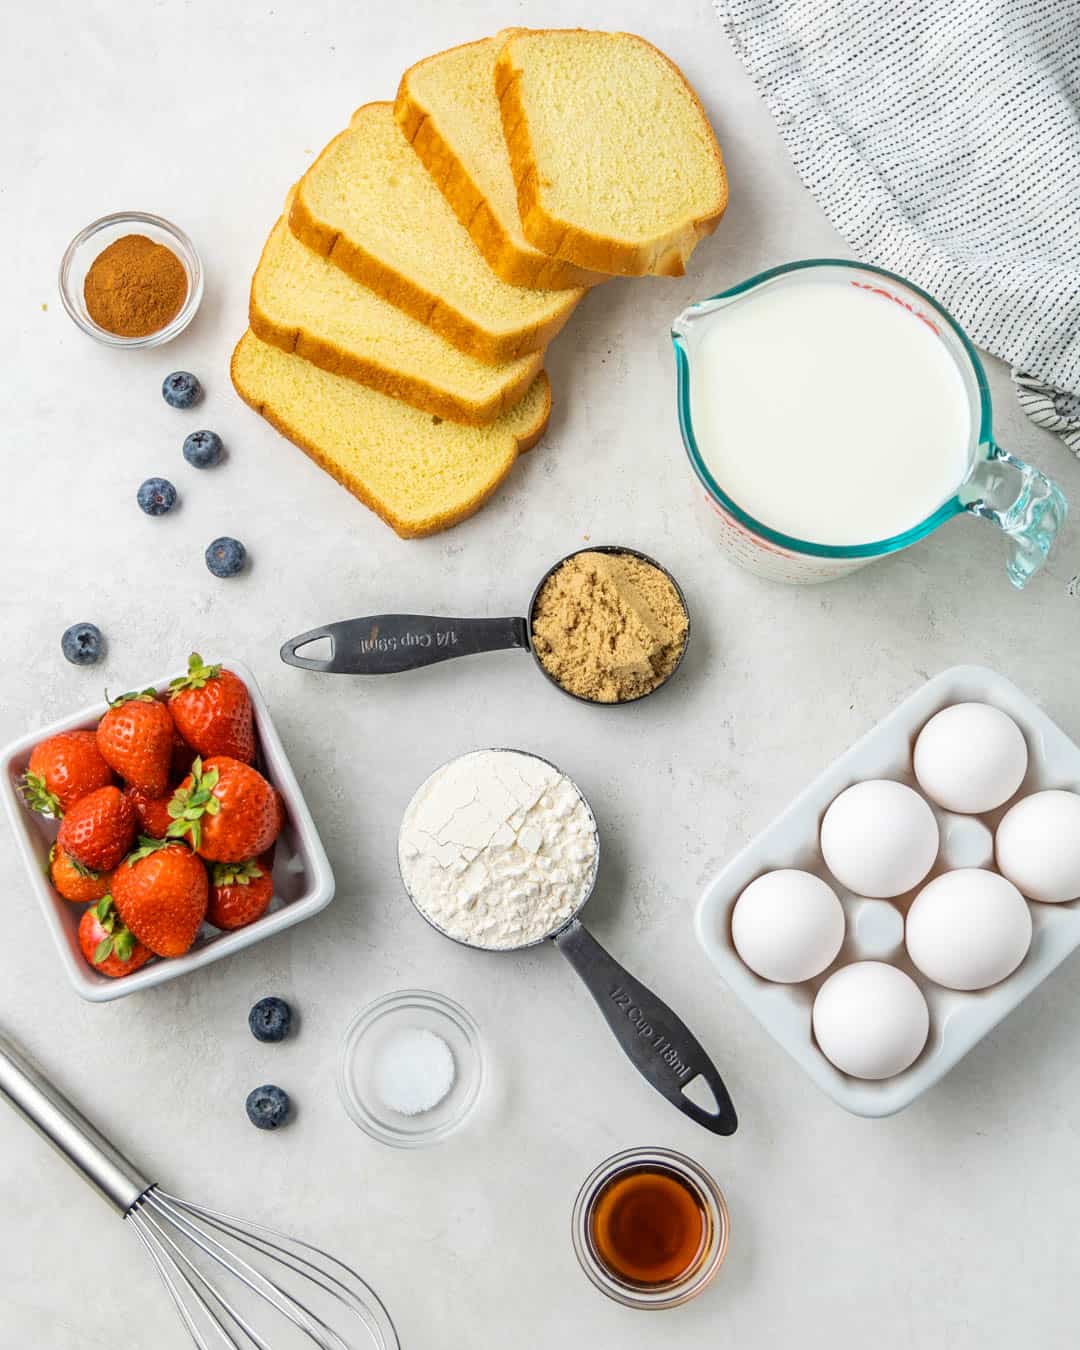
xmin=398 ymin=750 xmax=598 ymax=950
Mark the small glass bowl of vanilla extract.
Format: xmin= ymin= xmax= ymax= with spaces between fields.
xmin=571 ymin=1148 xmax=729 ymax=1309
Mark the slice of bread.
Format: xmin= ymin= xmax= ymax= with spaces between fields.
xmin=231 ymin=331 xmax=551 ymax=538
xmin=289 ymin=103 xmax=582 ymax=364
xmin=250 ymin=213 xmax=543 ymax=425
xmin=495 ymin=29 xmax=728 ymax=277
xmin=395 ymin=37 xmax=605 ymax=291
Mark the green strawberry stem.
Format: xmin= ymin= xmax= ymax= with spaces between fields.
xmin=168 ymin=652 xmax=223 ymax=695
xmin=166 ymin=757 xmax=220 ymax=849
xmin=92 ymin=895 xmax=138 ymax=965
xmin=126 ymin=835 xmax=176 ymax=865
xmin=53 ymin=848 xmax=101 ymax=879
xmin=106 ymin=686 xmax=158 ymax=707
xmin=21 ymin=772 xmax=62 ymax=818
xmin=211 ymin=859 xmax=263 ymax=887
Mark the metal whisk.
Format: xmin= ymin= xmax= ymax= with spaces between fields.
xmin=0 ymin=1032 xmax=399 ymax=1350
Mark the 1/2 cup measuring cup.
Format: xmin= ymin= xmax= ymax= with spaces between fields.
xmin=399 ymin=749 xmax=737 ymax=1136
xmin=672 ymin=259 xmax=1067 ymax=587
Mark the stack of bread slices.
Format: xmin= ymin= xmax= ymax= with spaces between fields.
xmin=232 ymin=28 xmax=727 ymax=538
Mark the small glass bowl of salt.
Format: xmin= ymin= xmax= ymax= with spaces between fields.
xmin=338 ymin=990 xmax=484 ymax=1147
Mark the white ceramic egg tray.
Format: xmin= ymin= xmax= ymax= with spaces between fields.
xmin=695 ymin=665 xmax=1080 ymax=1117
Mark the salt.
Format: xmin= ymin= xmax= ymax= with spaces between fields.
xmin=373 ymin=1027 xmax=456 ymax=1116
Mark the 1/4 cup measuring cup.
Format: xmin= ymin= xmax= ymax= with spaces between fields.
xmin=672 ymin=259 xmax=1067 ymax=587
xmin=280 ymin=545 xmax=690 ymax=705
xmin=399 ymin=749 xmax=737 ymax=1136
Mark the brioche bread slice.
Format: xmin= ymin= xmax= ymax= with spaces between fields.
xmin=395 ymin=37 xmax=605 ymax=291
xmin=231 ymin=331 xmax=550 ymax=538
xmin=251 ymin=213 xmax=542 ymax=425
xmin=289 ymin=103 xmax=582 ymax=364
xmin=495 ymin=29 xmax=728 ymax=277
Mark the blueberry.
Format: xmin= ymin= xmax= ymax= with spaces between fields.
xmin=183 ymin=429 xmax=223 ymax=469
xmin=246 ymin=1084 xmax=290 ymax=1130
xmin=61 ymin=623 xmax=103 ymax=666
xmin=249 ymin=997 xmax=292 ymax=1043
xmin=162 ymin=371 xmax=201 ymax=409
xmin=205 ymin=536 xmax=246 ymax=577
xmin=137 ymin=477 xmax=178 ymax=516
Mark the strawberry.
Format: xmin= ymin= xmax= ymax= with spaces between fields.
xmin=170 ymin=730 xmax=197 ymax=785
xmin=48 ymin=844 xmax=112 ymax=904
xmin=112 ymin=837 xmax=208 ymax=957
xmin=124 ymin=785 xmax=174 ymax=839
xmin=167 ymin=756 xmax=281 ymax=863
xmin=207 ymin=852 xmax=275 ymax=930
xmin=22 ymin=730 xmax=112 ymax=817
xmin=78 ymin=895 xmax=152 ymax=979
xmin=96 ymin=689 xmax=175 ymax=797
xmin=57 ymin=785 xmax=137 ymax=872
xmin=168 ymin=653 xmax=255 ymax=763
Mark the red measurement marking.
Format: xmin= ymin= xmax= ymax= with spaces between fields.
xmin=851 ymin=279 xmax=940 ymax=336
xmin=705 ymin=494 xmax=792 ymax=556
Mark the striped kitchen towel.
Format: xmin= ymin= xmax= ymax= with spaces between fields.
xmin=715 ymin=0 xmax=1080 ymax=457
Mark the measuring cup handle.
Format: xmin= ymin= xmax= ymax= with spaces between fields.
xmin=965 ymin=443 xmax=1067 ymax=589
xmin=553 ymin=920 xmax=737 ymax=1136
xmin=280 ymin=615 xmax=529 ymax=674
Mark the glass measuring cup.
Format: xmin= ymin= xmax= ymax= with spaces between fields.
xmin=398 ymin=749 xmax=738 ymax=1136
xmin=672 ymin=259 xmax=1067 ymax=587
xmin=279 ymin=545 xmax=690 ymax=705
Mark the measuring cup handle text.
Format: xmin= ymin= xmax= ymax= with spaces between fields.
xmin=554 ymin=920 xmax=737 ymax=1136
xmin=280 ymin=615 xmax=529 ymax=674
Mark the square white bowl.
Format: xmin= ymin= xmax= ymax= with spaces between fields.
xmin=695 ymin=665 xmax=1080 ymax=1117
xmin=0 ymin=659 xmax=334 ymax=1002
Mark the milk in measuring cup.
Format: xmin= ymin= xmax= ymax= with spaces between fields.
xmin=688 ymin=279 xmax=971 ymax=546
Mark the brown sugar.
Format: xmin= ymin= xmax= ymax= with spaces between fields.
xmin=83 ymin=234 xmax=187 ymax=337
xmin=530 ymin=551 xmax=689 ymax=703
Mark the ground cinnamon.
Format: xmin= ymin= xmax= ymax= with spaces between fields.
xmin=83 ymin=234 xmax=187 ymax=337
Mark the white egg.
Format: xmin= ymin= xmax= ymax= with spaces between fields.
xmin=996 ymin=789 xmax=1080 ymax=903
xmin=820 ymin=780 xmax=939 ymax=898
xmin=731 ymin=870 xmax=845 ymax=983
xmin=913 ymin=702 xmax=1028 ymax=814
xmin=906 ymin=869 xmax=1031 ymax=990
xmin=812 ymin=962 xmax=930 ymax=1080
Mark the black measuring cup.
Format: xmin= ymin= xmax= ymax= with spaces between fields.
xmin=399 ymin=749 xmax=737 ymax=1136
xmin=280 ymin=545 xmax=690 ymax=704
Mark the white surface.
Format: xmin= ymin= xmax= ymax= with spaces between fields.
xmin=2 ymin=1 xmax=1080 ymax=1347
xmin=689 ymin=275 xmax=971 ymax=544
xmin=697 ymin=665 xmax=1080 ymax=1116
xmin=0 ymin=660 xmax=333 ymax=1001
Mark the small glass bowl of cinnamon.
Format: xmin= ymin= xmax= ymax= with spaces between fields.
xmin=59 ymin=211 xmax=203 ymax=348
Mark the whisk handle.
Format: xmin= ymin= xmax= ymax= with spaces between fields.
xmin=0 ymin=1032 xmax=150 ymax=1214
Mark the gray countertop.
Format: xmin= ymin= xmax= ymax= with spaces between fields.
xmin=2 ymin=1 xmax=1079 ymax=1346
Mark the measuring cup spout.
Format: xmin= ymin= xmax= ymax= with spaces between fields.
xmin=553 ymin=920 xmax=737 ymax=1135
xmin=281 ymin=615 xmax=530 ymax=675
xmin=965 ymin=443 xmax=1067 ymax=589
